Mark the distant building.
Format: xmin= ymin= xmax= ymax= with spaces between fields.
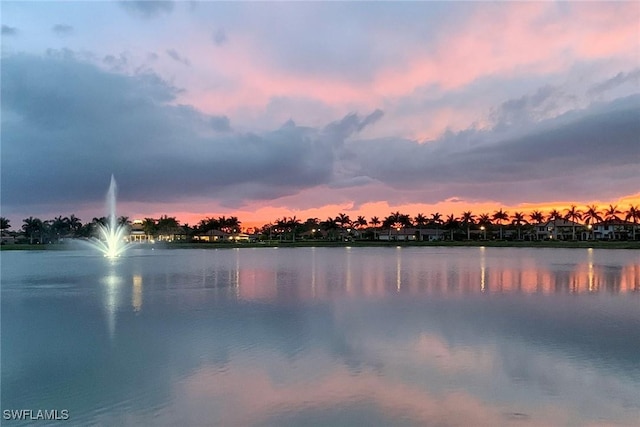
xmin=129 ymin=219 xmax=149 ymax=242
xmin=592 ymin=219 xmax=635 ymax=240
xmin=535 ymin=219 xmax=584 ymax=240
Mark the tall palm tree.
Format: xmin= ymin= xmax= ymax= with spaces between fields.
xmin=286 ymin=216 xmax=301 ymax=242
xmin=142 ymin=218 xmax=157 ymax=239
xmin=429 ymin=212 xmax=443 ymax=240
xmin=604 ymin=204 xmax=622 ymax=221
xmin=582 ymin=205 xmax=602 ymax=240
xmin=67 ymin=215 xmax=82 ymax=237
xmin=511 ymin=212 xmax=527 ymax=241
xmin=335 ymin=213 xmax=351 ymax=237
xmin=477 ymin=213 xmax=491 ymax=240
xmin=444 ymin=214 xmax=459 ymax=241
xmin=369 ymin=216 xmax=380 ymax=240
xmin=414 ymin=213 xmax=428 ymax=241
xmin=563 ymin=205 xmax=582 ymax=241
xmin=460 ymin=211 xmax=475 ymax=240
xmin=1 ymin=217 xmax=11 ymax=231
xmin=320 ymin=217 xmax=339 ymax=241
xmin=22 ymin=217 xmax=43 ymax=244
xmin=548 ymin=209 xmax=563 ymax=221
xmin=51 ymin=216 xmax=69 ymax=242
xmin=624 ymin=205 xmax=640 ymax=240
xmin=528 ymin=210 xmax=545 ymax=241
xmin=354 ymin=216 xmax=368 ymax=239
xmin=492 ymin=209 xmax=509 ymax=240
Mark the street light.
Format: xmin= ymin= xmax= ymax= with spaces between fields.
xmin=480 ymin=226 xmax=486 ymax=240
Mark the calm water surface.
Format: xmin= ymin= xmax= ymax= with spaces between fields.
xmin=2 ymin=247 xmax=639 ymax=426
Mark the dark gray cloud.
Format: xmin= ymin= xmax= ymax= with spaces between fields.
xmin=1 ymin=25 xmax=18 ymax=36
xmin=212 ymin=29 xmax=227 ymax=46
xmin=491 ymin=85 xmax=564 ymax=127
xmin=210 ymin=115 xmax=231 ymax=132
xmin=588 ymin=69 xmax=640 ymax=96
xmin=2 ymin=51 xmax=637 ymax=216
xmin=52 ymin=24 xmax=73 ymax=36
xmin=348 ymin=95 xmax=640 ymax=205
xmin=166 ymin=49 xmax=190 ymax=66
xmin=119 ymin=1 xmax=174 ymax=19
xmin=0 ymin=52 xmax=371 ymax=210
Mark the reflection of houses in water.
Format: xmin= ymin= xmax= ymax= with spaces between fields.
xmin=132 ymin=274 xmax=143 ymax=312
xmin=192 ymin=249 xmax=639 ymax=305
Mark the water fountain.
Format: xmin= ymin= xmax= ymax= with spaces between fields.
xmin=90 ymin=175 xmax=129 ymax=258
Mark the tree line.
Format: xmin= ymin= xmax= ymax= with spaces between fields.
xmin=1 ymin=203 xmax=638 ymax=244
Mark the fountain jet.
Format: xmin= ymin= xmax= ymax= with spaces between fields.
xmin=90 ymin=175 xmax=129 ymax=258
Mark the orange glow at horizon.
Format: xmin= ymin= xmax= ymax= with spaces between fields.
xmin=128 ymin=192 xmax=640 ymax=231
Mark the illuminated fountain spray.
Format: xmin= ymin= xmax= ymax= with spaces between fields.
xmin=91 ymin=175 xmax=129 ymax=258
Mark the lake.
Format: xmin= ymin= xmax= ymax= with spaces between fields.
xmin=1 ymin=247 xmax=639 ymax=426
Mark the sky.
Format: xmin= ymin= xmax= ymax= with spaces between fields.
xmin=1 ymin=1 xmax=639 ymax=228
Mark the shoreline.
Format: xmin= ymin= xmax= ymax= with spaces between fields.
xmin=2 ymin=240 xmax=640 ymax=251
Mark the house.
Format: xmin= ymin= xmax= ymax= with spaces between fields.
xmin=193 ymin=229 xmax=230 ymax=242
xmin=128 ymin=219 xmax=150 ymax=242
xmin=592 ymin=219 xmax=635 ymax=240
xmin=535 ymin=219 xmax=584 ymax=240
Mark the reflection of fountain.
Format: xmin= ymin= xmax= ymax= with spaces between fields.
xmin=90 ymin=175 xmax=129 ymax=258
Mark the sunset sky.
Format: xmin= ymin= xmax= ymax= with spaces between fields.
xmin=1 ymin=1 xmax=639 ymax=228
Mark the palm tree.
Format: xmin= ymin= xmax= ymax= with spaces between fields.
xmin=511 ymin=212 xmax=527 ymax=241
xmin=22 ymin=217 xmax=43 ymax=244
xmin=142 ymin=218 xmax=157 ymax=239
xmin=528 ymin=210 xmax=545 ymax=241
xmin=354 ymin=216 xmax=368 ymax=239
xmin=67 ymin=215 xmax=82 ymax=237
xmin=429 ymin=212 xmax=443 ymax=240
xmin=477 ymin=213 xmax=491 ymax=240
xmin=460 ymin=211 xmax=475 ymax=240
xmin=1 ymin=217 xmax=10 ymax=231
xmin=414 ymin=213 xmax=428 ymax=241
xmin=50 ymin=216 xmax=69 ymax=242
xmin=320 ymin=217 xmax=339 ymax=241
xmin=582 ymin=205 xmax=602 ymax=240
xmin=563 ymin=205 xmax=583 ymax=240
xmin=492 ymin=209 xmax=509 ymax=240
xmin=624 ymin=205 xmax=640 ymax=240
xmin=444 ymin=214 xmax=459 ymax=241
xmin=369 ymin=216 xmax=381 ymax=240
xmin=286 ymin=216 xmax=301 ymax=242
xmin=604 ymin=204 xmax=622 ymax=221
xmin=335 ymin=213 xmax=351 ymax=238
xmin=548 ymin=209 xmax=563 ymax=221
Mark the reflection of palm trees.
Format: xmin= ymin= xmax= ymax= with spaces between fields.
xmin=563 ymin=205 xmax=582 ymax=241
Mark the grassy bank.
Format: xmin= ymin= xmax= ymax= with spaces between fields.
xmin=3 ymin=240 xmax=639 ymax=251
